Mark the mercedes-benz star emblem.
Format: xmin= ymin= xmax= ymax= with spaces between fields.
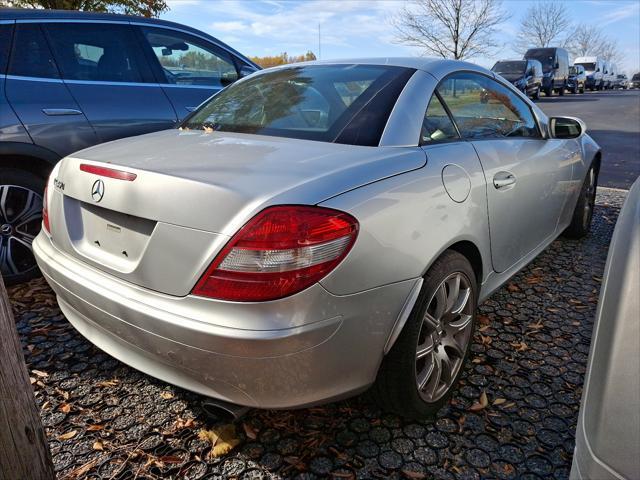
xmin=91 ymin=179 xmax=105 ymax=202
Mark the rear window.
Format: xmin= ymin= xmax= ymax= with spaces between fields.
xmin=492 ymin=61 xmax=526 ymax=75
xmin=181 ymin=64 xmax=414 ymax=145
xmin=8 ymin=24 xmax=60 ymax=79
xmin=43 ymin=23 xmax=153 ymax=83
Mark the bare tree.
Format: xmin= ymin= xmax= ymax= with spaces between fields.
xmin=569 ymin=24 xmax=623 ymax=66
xmin=571 ymin=24 xmax=606 ymax=58
xmin=515 ymin=1 xmax=573 ymax=52
xmin=598 ymin=38 xmax=623 ymax=67
xmin=393 ymin=0 xmax=510 ymax=60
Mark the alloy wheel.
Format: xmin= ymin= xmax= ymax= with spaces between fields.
xmin=0 ymin=185 xmax=42 ymax=279
xmin=415 ymin=272 xmax=474 ymax=402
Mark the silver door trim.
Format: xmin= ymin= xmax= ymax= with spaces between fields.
xmin=161 ymin=84 xmax=222 ymax=90
xmin=5 ymin=74 xmax=64 ymax=83
xmin=63 ymin=79 xmax=163 ymax=88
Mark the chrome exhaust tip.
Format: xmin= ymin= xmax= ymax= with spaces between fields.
xmin=201 ymin=399 xmax=250 ymax=422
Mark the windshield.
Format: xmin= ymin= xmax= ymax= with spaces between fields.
xmin=181 ymin=64 xmax=413 ymax=144
xmin=633 ymin=74 xmax=640 ymax=81
xmin=576 ymin=62 xmax=596 ymax=71
xmin=492 ymin=61 xmax=526 ymax=75
xmin=569 ymin=66 xmax=581 ymax=75
xmin=525 ymin=49 xmax=556 ymax=70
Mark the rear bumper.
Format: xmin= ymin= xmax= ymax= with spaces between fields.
xmin=34 ymin=232 xmax=418 ymax=408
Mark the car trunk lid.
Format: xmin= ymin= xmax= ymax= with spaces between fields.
xmin=48 ymin=129 xmax=425 ymax=295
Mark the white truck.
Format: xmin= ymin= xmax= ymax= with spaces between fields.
xmin=574 ymin=56 xmax=605 ymax=90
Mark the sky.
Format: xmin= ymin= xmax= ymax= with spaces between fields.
xmin=162 ymin=0 xmax=640 ymax=74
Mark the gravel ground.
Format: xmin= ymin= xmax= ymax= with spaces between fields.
xmin=8 ymin=188 xmax=626 ymax=480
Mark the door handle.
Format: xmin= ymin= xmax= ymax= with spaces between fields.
xmin=493 ymin=172 xmax=516 ymax=189
xmin=42 ymin=108 xmax=82 ymax=116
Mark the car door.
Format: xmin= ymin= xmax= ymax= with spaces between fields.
xmin=437 ymin=72 xmax=575 ymax=273
xmin=137 ymin=26 xmax=250 ymax=121
xmin=42 ymin=21 xmax=177 ymax=144
xmin=5 ymin=23 xmax=98 ymax=158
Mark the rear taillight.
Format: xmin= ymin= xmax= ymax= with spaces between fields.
xmin=192 ymin=205 xmax=359 ymax=301
xmin=42 ymin=185 xmax=50 ymax=234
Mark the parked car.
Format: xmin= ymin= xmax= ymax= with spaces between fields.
xmin=570 ymin=178 xmax=640 ymax=480
xmin=0 ymin=8 xmax=259 ymax=285
xmin=630 ymin=73 xmax=640 ymax=89
xmin=614 ymin=73 xmax=628 ymax=89
xmin=524 ymin=47 xmax=569 ymax=96
xmin=574 ymin=56 xmax=605 ymax=90
xmin=34 ymin=58 xmax=602 ymax=419
xmin=491 ymin=59 xmax=543 ymax=99
xmin=568 ymin=65 xmax=587 ymax=94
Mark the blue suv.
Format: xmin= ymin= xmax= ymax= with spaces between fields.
xmin=0 ymin=9 xmax=259 ymax=284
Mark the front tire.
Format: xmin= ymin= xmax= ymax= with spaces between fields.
xmin=371 ymin=251 xmax=477 ymax=419
xmin=0 ymin=168 xmax=45 ymax=285
xmin=564 ymin=165 xmax=598 ymax=238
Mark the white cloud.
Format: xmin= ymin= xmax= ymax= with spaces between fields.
xmin=601 ymin=2 xmax=640 ymax=26
xmin=211 ymin=20 xmax=248 ymax=32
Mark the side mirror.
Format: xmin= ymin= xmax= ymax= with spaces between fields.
xmin=549 ymin=116 xmax=586 ymax=139
xmin=239 ymin=65 xmax=258 ymax=78
xmin=554 ymin=62 xmax=559 ymax=69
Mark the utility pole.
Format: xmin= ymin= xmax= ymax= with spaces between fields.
xmin=0 ymin=277 xmax=54 ymax=480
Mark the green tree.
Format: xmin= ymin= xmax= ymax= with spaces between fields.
xmin=0 ymin=0 xmax=168 ymax=18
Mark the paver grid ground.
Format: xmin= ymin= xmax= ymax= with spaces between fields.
xmin=7 ymin=188 xmax=626 ymax=480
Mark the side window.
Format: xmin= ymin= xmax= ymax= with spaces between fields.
xmin=0 ymin=24 xmax=14 ymax=74
xmin=43 ymin=23 xmax=153 ymax=83
xmin=141 ymin=27 xmax=238 ymax=87
xmin=421 ymin=94 xmax=459 ymax=144
xmin=437 ymin=72 xmax=540 ymax=139
xmin=8 ymin=24 xmax=59 ymax=79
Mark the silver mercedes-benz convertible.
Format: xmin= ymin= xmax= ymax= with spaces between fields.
xmin=34 ymin=58 xmax=601 ymax=418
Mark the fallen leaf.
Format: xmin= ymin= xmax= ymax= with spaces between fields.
xmin=492 ymin=398 xmax=507 ymax=406
xmin=160 ymin=391 xmax=174 ymax=400
xmin=31 ymin=369 xmax=48 ymax=378
xmin=158 ymin=455 xmax=184 ymax=464
xmin=243 ymin=422 xmax=257 ymax=440
xmin=469 ymin=391 xmax=489 ymax=411
xmin=58 ymin=430 xmax=77 ymax=440
xmin=86 ymin=424 xmax=104 ymax=431
xmin=92 ymin=440 xmax=103 ymax=451
xmin=97 ymin=379 xmax=119 ymax=387
xmin=511 ymin=341 xmax=529 ymax=352
xmin=198 ymin=425 xmax=240 ymax=458
xmin=29 ymin=377 xmax=36 ymax=385
xmin=507 ymin=284 xmax=520 ymax=293
xmin=59 ymin=403 xmax=71 ymax=413
xmin=402 ymin=470 xmax=427 ymax=479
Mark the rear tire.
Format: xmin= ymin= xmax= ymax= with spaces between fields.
xmin=545 ymin=86 xmax=554 ymax=97
xmin=371 ymin=251 xmax=477 ymax=419
xmin=0 ymin=168 xmax=45 ymax=285
xmin=558 ymin=85 xmax=565 ymax=96
xmin=564 ymin=164 xmax=597 ymax=239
